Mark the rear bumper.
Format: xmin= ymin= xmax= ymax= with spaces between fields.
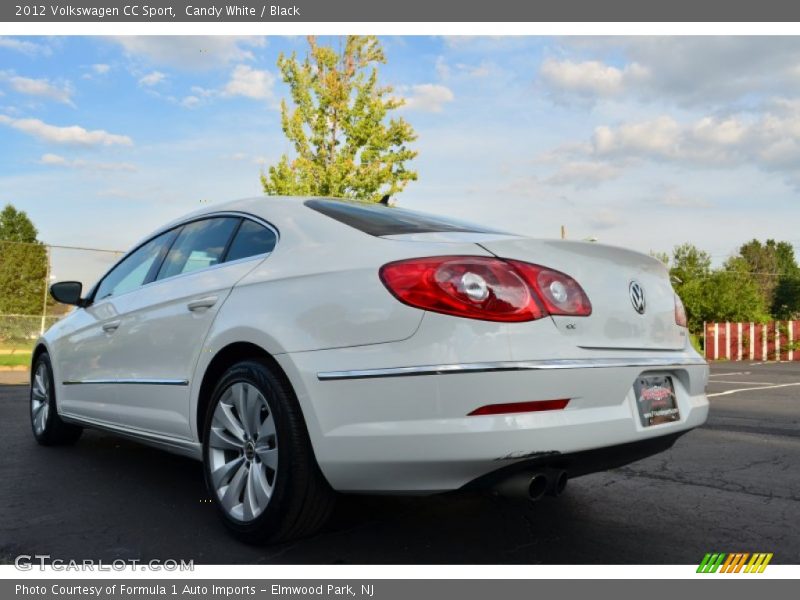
xmin=281 ymin=352 xmax=710 ymax=493
xmin=463 ymin=431 xmax=687 ymax=491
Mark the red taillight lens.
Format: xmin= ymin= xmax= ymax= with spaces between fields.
xmin=380 ymin=256 xmax=545 ymax=322
xmin=509 ymin=261 xmax=592 ymax=317
xmin=674 ymin=293 xmax=687 ymax=327
xmin=468 ymin=399 xmax=570 ymax=416
xmin=379 ymin=256 xmax=591 ymax=322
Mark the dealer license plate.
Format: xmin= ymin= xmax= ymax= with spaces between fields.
xmin=633 ymin=375 xmax=680 ymax=427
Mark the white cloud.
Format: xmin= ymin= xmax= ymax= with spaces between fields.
xmin=540 ymin=58 xmax=649 ymax=97
xmin=181 ymin=95 xmax=201 ymax=109
xmin=435 ymin=57 xmax=492 ymax=80
xmin=593 ymin=116 xmax=682 ymax=158
xmin=544 ymin=161 xmax=621 ymax=188
xmin=1 ymin=72 xmax=74 ymax=105
xmin=553 ymin=38 xmax=800 ymax=107
xmin=402 ymin=84 xmax=455 ymax=112
xmin=222 ymin=65 xmax=274 ymax=100
xmin=585 ymin=209 xmax=623 ymax=230
xmin=82 ymin=64 xmax=112 ymax=80
xmin=39 ymin=153 xmax=136 ymax=172
xmin=590 ymin=114 xmax=761 ymax=166
xmin=177 ymin=67 xmax=275 ymax=108
xmin=0 ymin=115 xmax=133 ymax=147
xmin=0 ymin=37 xmax=50 ymax=56
xmin=138 ymin=71 xmax=166 ymax=86
xmin=110 ymin=36 xmax=266 ymax=70
xmin=224 ymin=152 xmax=268 ymax=165
xmin=658 ymin=189 xmax=713 ymax=209
xmin=541 ymin=102 xmax=800 ymax=189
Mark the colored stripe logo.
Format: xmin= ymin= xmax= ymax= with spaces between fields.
xmin=697 ymin=552 xmax=773 ymax=573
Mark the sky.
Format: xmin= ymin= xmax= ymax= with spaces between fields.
xmin=2 ymin=35 xmax=800 ymax=284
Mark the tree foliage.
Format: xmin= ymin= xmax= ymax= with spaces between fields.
xmin=0 ymin=204 xmax=47 ymax=316
xmin=734 ymin=239 xmax=800 ymax=320
xmin=669 ymin=243 xmax=768 ymax=332
xmin=262 ymin=36 xmax=418 ymax=202
xmin=670 ymin=244 xmax=713 ymax=333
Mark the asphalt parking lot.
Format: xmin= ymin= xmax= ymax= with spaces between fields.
xmin=0 ymin=361 xmax=798 ymax=565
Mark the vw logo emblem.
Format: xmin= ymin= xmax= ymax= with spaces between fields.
xmin=629 ymin=280 xmax=646 ymax=314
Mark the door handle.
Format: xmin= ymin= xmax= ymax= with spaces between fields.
xmin=187 ymin=296 xmax=218 ymax=312
xmin=102 ymin=320 xmax=121 ymax=333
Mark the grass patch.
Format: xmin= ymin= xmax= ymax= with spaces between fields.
xmin=0 ymin=353 xmax=31 ymax=367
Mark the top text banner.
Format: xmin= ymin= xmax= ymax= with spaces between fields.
xmin=5 ymin=0 xmax=800 ymax=22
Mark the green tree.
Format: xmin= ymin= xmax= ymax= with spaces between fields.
xmin=669 ymin=243 xmax=712 ymax=332
xmin=737 ymin=239 xmax=779 ymax=309
xmin=733 ymin=239 xmax=800 ymax=319
xmin=0 ymin=204 xmax=47 ymax=317
xmin=669 ymin=243 xmax=767 ymax=332
xmin=708 ymin=257 xmax=769 ymax=324
xmin=649 ymin=251 xmax=670 ymax=266
xmin=772 ymin=241 xmax=800 ymax=318
xmin=262 ymin=36 xmax=418 ymax=202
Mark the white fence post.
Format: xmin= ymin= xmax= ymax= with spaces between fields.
xmin=725 ymin=322 xmax=731 ymax=360
xmin=737 ymin=322 xmax=743 ymax=361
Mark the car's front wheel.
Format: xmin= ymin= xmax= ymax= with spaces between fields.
xmin=30 ymin=352 xmax=82 ymax=446
xmin=202 ymin=360 xmax=335 ymax=543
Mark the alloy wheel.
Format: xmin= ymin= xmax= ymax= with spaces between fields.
xmin=208 ymin=382 xmax=278 ymax=521
xmin=31 ymin=362 xmax=50 ymax=436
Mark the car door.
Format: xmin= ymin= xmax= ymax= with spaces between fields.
xmin=101 ymin=216 xmax=277 ymax=439
xmin=54 ymin=229 xmax=178 ymax=422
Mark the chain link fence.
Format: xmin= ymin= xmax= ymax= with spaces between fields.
xmin=0 ymin=240 xmax=123 ymax=359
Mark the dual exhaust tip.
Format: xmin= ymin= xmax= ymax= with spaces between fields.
xmin=494 ymin=469 xmax=568 ymax=502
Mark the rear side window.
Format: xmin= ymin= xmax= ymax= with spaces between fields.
xmin=156 ymin=217 xmax=239 ymax=280
xmin=305 ymin=199 xmax=500 ymax=237
xmin=225 ymin=220 xmax=277 ymax=262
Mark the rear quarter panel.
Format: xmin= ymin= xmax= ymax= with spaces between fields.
xmin=191 ymin=233 xmax=496 ymax=441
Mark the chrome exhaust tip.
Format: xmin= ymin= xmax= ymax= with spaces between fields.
xmin=546 ymin=469 xmax=568 ymax=497
xmin=527 ymin=473 xmax=548 ymax=502
xmin=493 ymin=471 xmax=550 ymax=503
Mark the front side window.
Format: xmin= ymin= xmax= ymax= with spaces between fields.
xmin=156 ymin=217 xmax=239 ymax=281
xmin=94 ymin=229 xmax=177 ymax=300
xmin=225 ymin=220 xmax=277 ymax=262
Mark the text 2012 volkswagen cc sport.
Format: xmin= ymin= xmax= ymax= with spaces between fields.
xmin=32 ymin=196 xmax=709 ymax=543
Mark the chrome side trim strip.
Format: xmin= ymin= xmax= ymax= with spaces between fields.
xmin=62 ymin=378 xmax=189 ymax=386
xmin=317 ymin=357 xmax=708 ymax=381
xmin=59 ymin=413 xmax=202 ymax=461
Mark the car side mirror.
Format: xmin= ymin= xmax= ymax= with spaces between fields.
xmin=50 ymin=281 xmax=85 ymax=307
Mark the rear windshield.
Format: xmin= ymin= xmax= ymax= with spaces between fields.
xmin=305 ymin=199 xmax=501 ymax=237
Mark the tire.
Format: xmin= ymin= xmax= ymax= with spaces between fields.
xmin=30 ymin=352 xmax=82 ymax=446
xmin=202 ymin=359 xmax=335 ymax=544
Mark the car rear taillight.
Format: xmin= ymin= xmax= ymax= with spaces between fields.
xmin=507 ymin=260 xmax=592 ymax=317
xmin=675 ymin=293 xmax=687 ymax=327
xmin=379 ymin=256 xmax=591 ymax=322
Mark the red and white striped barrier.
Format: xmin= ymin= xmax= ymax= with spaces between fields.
xmin=704 ymin=321 xmax=798 ymax=361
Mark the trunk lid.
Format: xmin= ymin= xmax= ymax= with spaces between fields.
xmin=479 ymin=237 xmax=686 ymax=351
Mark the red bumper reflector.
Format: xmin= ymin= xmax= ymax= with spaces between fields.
xmin=468 ymin=399 xmax=569 ymax=416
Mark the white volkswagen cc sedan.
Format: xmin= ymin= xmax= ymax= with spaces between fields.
xmin=32 ymin=196 xmax=709 ymax=543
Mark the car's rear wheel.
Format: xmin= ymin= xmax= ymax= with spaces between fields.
xmin=30 ymin=352 xmax=82 ymax=446
xmin=202 ymin=360 xmax=335 ymax=543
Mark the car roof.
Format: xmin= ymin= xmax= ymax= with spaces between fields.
xmin=162 ymin=195 xmax=311 ymax=229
